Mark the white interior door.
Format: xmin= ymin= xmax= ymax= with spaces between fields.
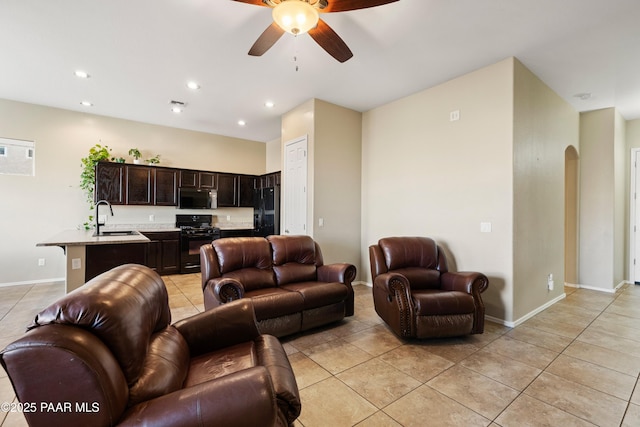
xmin=633 ymin=150 xmax=640 ymax=283
xmin=283 ymin=136 xmax=308 ymax=235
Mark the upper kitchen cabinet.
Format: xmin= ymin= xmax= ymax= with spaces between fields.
xmin=218 ymin=174 xmax=256 ymax=207
xmin=95 ymin=162 xmax=125 ymax=204
xmin=180 ymin=170 xmax=216 ymax=189
xmin=126 ymin=164 xmax=154 ymax=205
xmin=95 ymin=162 xmax=178 ymax=207
xmin=154 ymin=168 xmax=178 ymax=206
xmin=257 ymin=172 xmax=281 ymax=189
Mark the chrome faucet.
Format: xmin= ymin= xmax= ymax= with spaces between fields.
xmin=95 ymin=200 xmax=113 ymax=236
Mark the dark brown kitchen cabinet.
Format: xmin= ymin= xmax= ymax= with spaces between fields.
xmin=216 ymin=173 xmax=237 ymax=207
xmin=155 ymin=168 xmax=178 ymax=206
xmin=143 ymin=231 xmax=180 ymax=275
xmin=95 ymin=162 xmax=125 ymax=204
xmin=217 ymin=174 xmax=256 ymax=207
xmin=238 ymin=175 xmax=255 ymax=207
xmin=257 ymin=172 xmax=281 ymax=189
xmin=180 ymin=170 xmax=216 ymax=189
xmin=86 ymin=243 xmax=147 ymax=281
xmin=126 ymin=165 xmax=154 ymax=205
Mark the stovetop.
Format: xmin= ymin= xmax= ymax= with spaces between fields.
xmin=176 ymin=214 xmax=213 ymax=229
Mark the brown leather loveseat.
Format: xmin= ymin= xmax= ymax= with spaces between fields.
xmin=0 ymin=264 xmax=301 ymax=427
xmin=200 ymin=235 xmax=357 ymax=337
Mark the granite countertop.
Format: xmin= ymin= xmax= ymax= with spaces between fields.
xmin=37 ymin=229 xmax=150 ymax=247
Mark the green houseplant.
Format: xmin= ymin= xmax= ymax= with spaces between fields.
xmin=128 ymin=148 xmax=142 ymax=164
xmin=80 ymin=143 xmax=111 ymax=229
xmin=146 ymin=154 xmax=161 ymax=165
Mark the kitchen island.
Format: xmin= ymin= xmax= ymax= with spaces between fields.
xmin=37 ymin=230 xmax=150 ymax=293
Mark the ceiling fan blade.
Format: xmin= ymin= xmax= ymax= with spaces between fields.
xmin=232 ymin=0 xmax=270 ymax=7
xmin=308 ymin=19 xmax=353 ymax=63
xmin=248 ymin=23 xmax=285 ymax=56
xmin=321 ymin=0 xmax=399 ymax=13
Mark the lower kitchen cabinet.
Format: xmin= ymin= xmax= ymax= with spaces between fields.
xmin=143 ymin=231 xmax=180 ymax=275
xmin=85 ymin=243 xmax=148 ymax=282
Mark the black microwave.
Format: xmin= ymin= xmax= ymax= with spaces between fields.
xmin=178 ymin=188 xmax=217 ymax=209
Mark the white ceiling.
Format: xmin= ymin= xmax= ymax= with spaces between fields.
xmin=0 ymin=0 xmax=639 ymax=142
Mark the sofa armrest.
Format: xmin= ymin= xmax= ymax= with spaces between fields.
xmin=372 ymin=272 xmax=415 ymax=337
xmin=441 ymin=271 xmax=489 ymax=295
xmin=173 ymin=299 xmax=260 ymax=356
xmin=118 ymin=367 xmax=283 ymax=427
xmin=317 ymin=263 xmax=357 ymax=285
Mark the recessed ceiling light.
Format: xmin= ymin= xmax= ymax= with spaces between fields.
xmin=265 ymin=101 xmax=275 ymax=108
xmin=186 ymin=81 xmax=200 ymax=90
xmin=238 ymin=120 xmax=246 ymax=126
xmin=74 ymin=70 xmax=90 ymax=79
xmin=80 ymin=101 xmax=93 ymax=107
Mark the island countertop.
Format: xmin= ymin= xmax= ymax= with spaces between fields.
xmin=37 ymin=229 xmax=150 ymax=247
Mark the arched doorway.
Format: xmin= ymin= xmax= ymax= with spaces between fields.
xmin=565 ymin=146 xmax=579 ymax=285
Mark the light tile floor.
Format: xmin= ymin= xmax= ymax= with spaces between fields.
xmin=2 ymin=275 xmax=640 ymax=426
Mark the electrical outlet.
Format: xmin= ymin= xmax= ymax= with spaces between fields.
xmin=226 ymin=215 xmax=231 ymax=221
xmin=38 ymin=258 xmax=45 ymax=266
xmin=480 ymin=222 xmax=492 ymax=233
xmin=149 ymin=214 xmax=155 ymax=222
xmin=98 ymin=214 xmax=107 ymax=224
xmin=547 ymin=273 xmax=554 ymax=291
xmin=72 ymin=258 xmax=82 ymax=270
xmin=450 ymin=110 xmax=460 ymax=121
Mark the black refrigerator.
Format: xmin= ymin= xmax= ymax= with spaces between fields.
xmin=253 ymin=186 xmax=280 ymax=237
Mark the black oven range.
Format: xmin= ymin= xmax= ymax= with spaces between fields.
xmin=176 ymin=214 xmax=220 ymax=274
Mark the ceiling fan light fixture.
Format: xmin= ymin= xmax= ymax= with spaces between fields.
xmin=272 ymin=1 xmax=319 ymax=35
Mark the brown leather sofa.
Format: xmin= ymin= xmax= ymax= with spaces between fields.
xmin=369 ymin=237 xmax=489 ymax=339
xmin=200 ymin=235 xmax=357 ymax=337
xmin=0 ymin=264 xmax=301 ymax=427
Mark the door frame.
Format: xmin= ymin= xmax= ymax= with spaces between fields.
xmin=283 ymin=135 xmax=308 ymax=236
xmin=630 ymin=148 xmax=640 ymax=283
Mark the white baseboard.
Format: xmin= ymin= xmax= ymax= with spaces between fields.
xmin=0 ymin=278 xmax=64 ymax=288
xmin=354 ymin=281 xmax=371 ymax=287
xmin=564 ymin=281 xmax=628 ymax=294
xmin=486 ymin=292 xmax=567 ymax=328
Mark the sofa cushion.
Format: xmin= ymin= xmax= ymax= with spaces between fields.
xmin=269 ymin=235 xmax=318 ymax=285
xmin=128 ymin=326 xmax=190 ymax=407
xmin=281 ymin=282 xmax=348 ymax=310
xmin=412 ymin=290 xmax=475 ymax=316
xmin=184 ymin=341 xmax=257 ymax=387
xmin=29 ymin=264 xmax=171 ymax=385
xmin=393 ymin=267 xmax=441 ymax=290
xmin=213 ymin=237 xmax=276 ymax=291
xmin=245 ymin=288 xmax=305 ymax=320
xmin=379 ymin=237 xmax=440 ymax=271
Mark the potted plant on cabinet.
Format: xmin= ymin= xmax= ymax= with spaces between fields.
xmin=128 ymin=148 xmax=142 ymax=164
xmin=146 ymin=154 xmax=161 ymax=165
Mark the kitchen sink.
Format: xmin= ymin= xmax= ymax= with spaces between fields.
xmin=93 ymin=230 xmax=140 ymax=237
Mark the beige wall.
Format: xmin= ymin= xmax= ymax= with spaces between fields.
xmin=312 ymin=100 xmax=362 ymax=268
xmin=579 ymin=108 xmax=626 ymax=291
xmin=362 ymin=58 xmax=515 ymax=321
xmin=0 ymin=98 xmax=266 ymax=285
xmin=265 ymin=137 xmax=282 ymax=172
xmin=512 ymin=59 xmax=579 ymax=320
xmin=281 ymin=99 xmax=362 ymax=271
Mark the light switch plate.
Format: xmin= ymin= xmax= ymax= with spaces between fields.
xmin=480 ymin=222 xmax=492 ymax=233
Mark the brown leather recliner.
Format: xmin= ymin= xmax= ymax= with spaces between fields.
xmin=369 ymin=237 xmax=489 ymax=339
xmin=200 ymin=235 xmax=356 ymax=337
xmin=0 ymin=264 xmax=301 ymax=427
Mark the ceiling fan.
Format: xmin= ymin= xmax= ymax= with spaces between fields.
xmin=233 ymin=0 xmax=400 ymax=63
